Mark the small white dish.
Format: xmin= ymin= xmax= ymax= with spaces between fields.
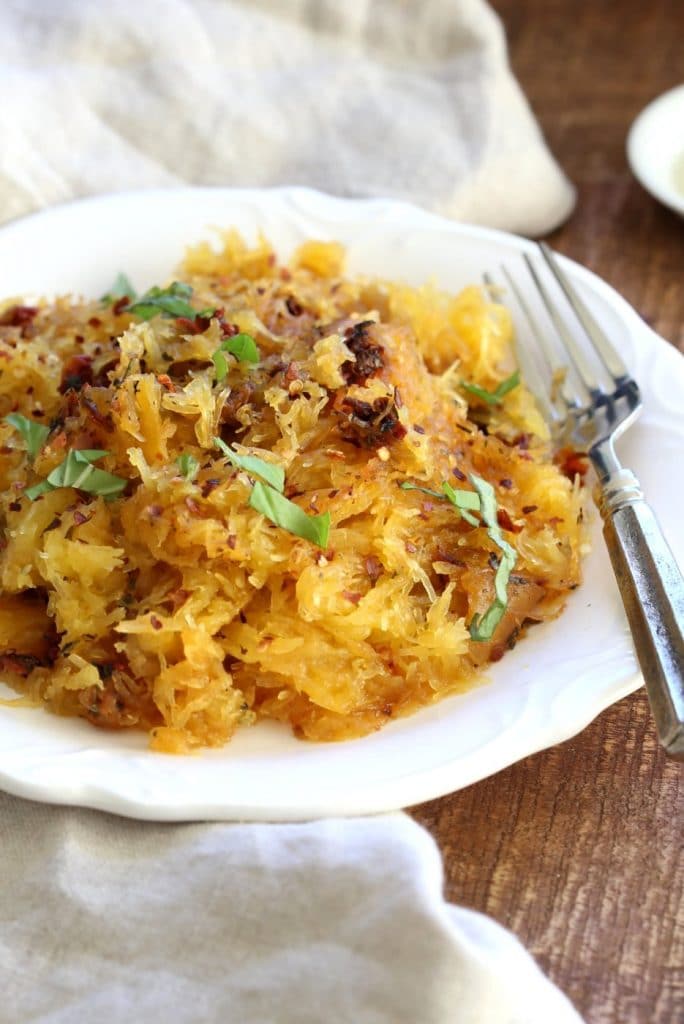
xmin=0 ymin=187 xmax=683 ymax=821
xmin=627 ymin=83 xmax=684 ymax=216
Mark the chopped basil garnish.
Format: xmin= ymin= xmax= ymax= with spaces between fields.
xmin=213 ymin=437 xmax=284 ymax=493
xmin=400 ymin=479 xmax=480 ymax=525
xmin=176 ymin=453 xmax=200 ymax=481
xmin=401 ymin=473 xmax=517 ymax=641
xmin=212 ymin=333 xmax=260 ymax=381
xmin=442 ymin=482 xmax=481 ymax=527
xmin=101 ymin=272 xmax=137 ymax=304
xmin=461 ymin=370 xmax=520 ymax=406
xmin=399 ymin=481 xmax=444 ymax=500
xmin=249 ymin=480 xmax=330 ymax=549
xmin=26 ymin=449 xmax=127 ymax=502
xmin=214 ymin=438 xmax=326 ymax=547
xmin=467 ymin=473 xmax=517 ymax=641
xmin=5 ymin=413 xmax=50 ymax=459
xmin=125 ymin=282 xmax=214 ymax=322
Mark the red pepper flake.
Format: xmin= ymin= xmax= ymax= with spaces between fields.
xmin=185 ymin=497 xmax=201 ymax=515
xmin=549 ymin=516 xmax=565 ymax=525
xmin=452 ymin=467 xmax=466 ymax=481
xmin=557 ymin=449 xmax=589 ymax=481
xmin=112 ymin=296 xmax=129 ymax=316
xmin=0 ymin=305 xmax=38 ymax=328
xmin=286 ymin=296 xmax=303 ymax=316
xmin=284 ymin=361 xmax=302 ymax=383
xmin=0 ymin=654 xmax=44 ymax=678
xmin=227 ymin=534 xmax=237 ymax=550
xmin=150 ymin=615 xmax=163 ymax=631
xmin=182 ymin=315 xmax=212 ymax=337
xmin=220 ymin=321 xmax=239 ymax=338
xmin=88 ymin=316 xmax=102 ymax=328
xmin=8 ymin=500 xmax=21 ymax=512
xmin=60 ymin=354 xmax=93 ymax=394
xmin=73 ymin=510 xmax=89 ymax=526
xmin=156 ymin=374 xmax=177 ymax=392
xmin=201 ymin=478 xmax=221 ymax=497
xmin=167 ymin=588 xmax=190 ymax=613
xmin=279 ymin=265 xmax=291 ymax=280
xmin=365 ymin=555 xmax=383 ymax=582
xmin=146 ymin=504 xmax=163 ymax=519
xmin=500 ymin=478 xmax=513 ymax=489
xmin=435 ymin=549 xmax=466 ymax=568
xmin=497 ymin=508 xmax=523 ymax=533
xmin=405 ymin=541 xmax=418 ymax=554
xmin=413 ymin=424 xmax=426 ymax=435
xmin=522 ymin=504 xmax=538 ymax=515
xmin=342 ymin=590 xmax=362 ymax=605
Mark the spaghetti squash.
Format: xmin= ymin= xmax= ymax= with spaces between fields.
xmin=0 ymin=233 xmax=586 ymax=752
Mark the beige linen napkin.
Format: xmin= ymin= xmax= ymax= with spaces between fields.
xmin=1 ymin=797 xmax=584 ymax=1024
xmin=0 ymin=0 xmax=574 ymax=234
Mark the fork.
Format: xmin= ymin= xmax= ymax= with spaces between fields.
xmin=493 ymin=243 xmax=684 ymax=759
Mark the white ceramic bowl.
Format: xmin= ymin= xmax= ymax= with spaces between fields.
xmin=627 ymin=83 xmax=684 ymax=216
xmin=0 ymin=187 xmax=683 ymax=821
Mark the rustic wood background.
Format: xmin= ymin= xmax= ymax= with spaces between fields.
xmin=412 ymin=2 xmax=684 ymax=1022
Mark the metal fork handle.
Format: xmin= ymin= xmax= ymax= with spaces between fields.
xmin=597 ymin=468 xmax=684 ymax=758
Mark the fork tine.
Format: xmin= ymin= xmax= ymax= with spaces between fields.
xmin=498 ymin=265 xmax=576 ymax=418
xmin=523 ymin=254 xmax=603 ymax=402
xmin=538 ymin=242 xmax=629 ymax=383
xmin=483 ymin=271 xmax=559 ymax=425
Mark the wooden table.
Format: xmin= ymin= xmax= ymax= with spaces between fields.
xmin=412 ymin=3 xmax=684 ymax=1021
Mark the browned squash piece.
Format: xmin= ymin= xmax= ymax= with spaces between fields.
xmin=0 ymin=592 xmax=54 ymax=661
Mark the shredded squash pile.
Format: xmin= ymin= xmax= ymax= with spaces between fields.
xmin=0 ymin=233 xmax=586 ymax=752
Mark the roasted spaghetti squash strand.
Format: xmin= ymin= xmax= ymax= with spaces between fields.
xmin=0 ymin=235 xmax=587 ymax=751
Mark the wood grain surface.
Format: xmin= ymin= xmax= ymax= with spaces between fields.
xmin=411 ymin=3 xmax=684 ymax=1022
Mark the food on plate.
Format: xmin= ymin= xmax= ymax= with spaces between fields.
xmin=0 ymin=233 xmax=587 ymax=752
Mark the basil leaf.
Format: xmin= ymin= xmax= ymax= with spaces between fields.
xmin=249 ymin=480 xmax=330 ymax=548
xmin=212 ymin=333 xmax=260 ymax=382
xmin=5 ymin=413 xmax=50 ymax=459
xmin=101 ymin=272 xmax=137 ymax=304
xmin=467 ymin=473 xmax=517 ymax=641
xmin=399 ymin=481 xmax=444 ymax=500
xmin=26 ymin=449 xmax=127 ymax=502
xmin=24 ymin=479 xmax=53 ymax=501
xmin=214 ymin=437 xmax=284 ymax=493
xmin=176 ymin=453 xmax=200 ymax=481
xmin=400 ymin=479 xmax=481 ymax=525
xmin=125 ymin=282 xmax=214 ymax=322
xmin=461 ymin=370 xmax=520 ymax=407
xmin=442 ymin=482 xmax=481 ymax=527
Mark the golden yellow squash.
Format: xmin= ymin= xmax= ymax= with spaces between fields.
xmin=0 ymin=232 xmax=586 ymax=752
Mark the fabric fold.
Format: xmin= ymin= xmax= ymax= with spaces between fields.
xmin=1 ymin=796 xmax=584 ymax=1024
xmin=0 ymin=0 xmax=574 ymax=234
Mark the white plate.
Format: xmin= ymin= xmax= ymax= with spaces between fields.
xmin=1 ymin=187 xmax=682 ymax=821
xmin=627 ymin=83 xmax=684 ymax=216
